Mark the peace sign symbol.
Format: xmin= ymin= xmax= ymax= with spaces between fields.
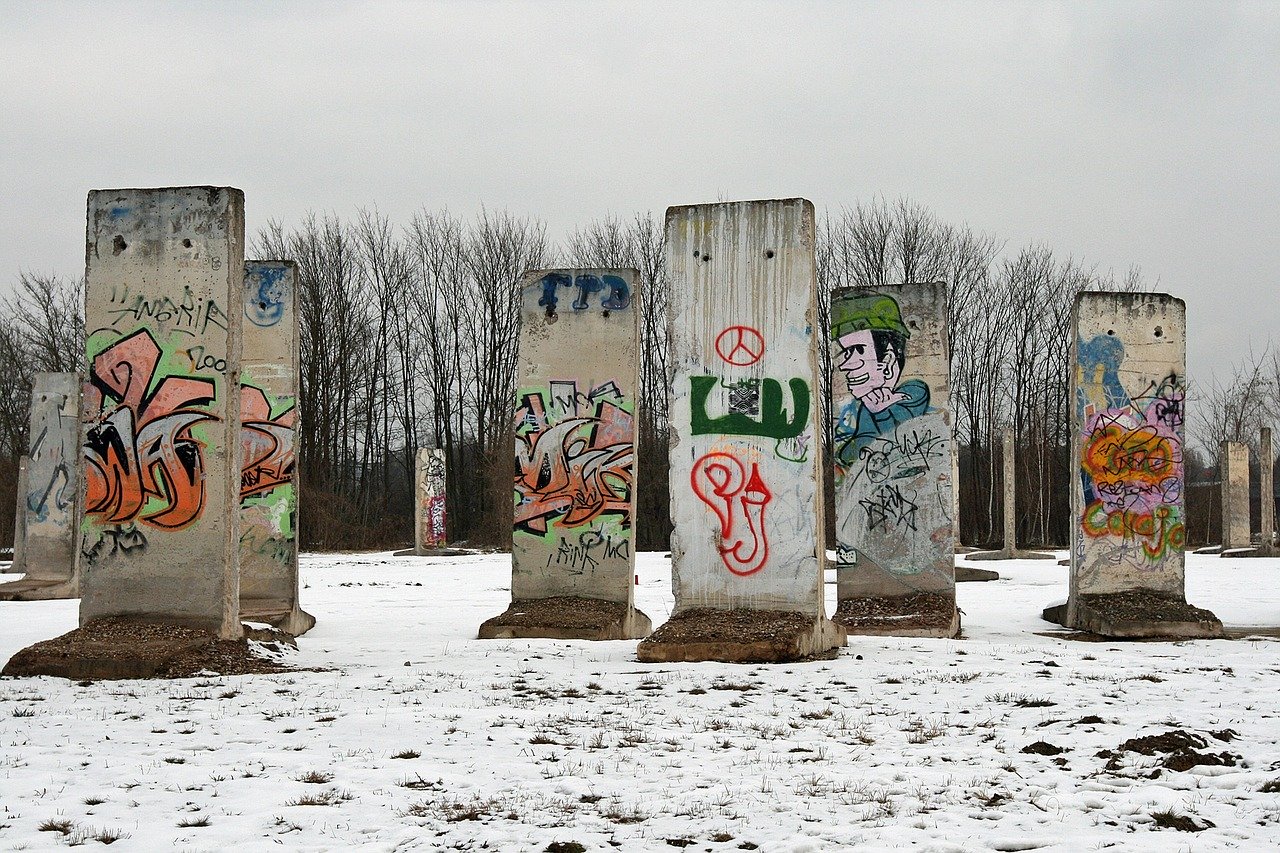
xmin=714 ymin=326 xmax=765 ymax=366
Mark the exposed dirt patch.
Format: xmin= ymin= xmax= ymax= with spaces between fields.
xmin=1021 ymin=741 xmax=1066 ymax=756
xmin=833 ymin=593 xmax=955 ymax=631
xmin=481 ymin=597 xmax=631 ymax=630
xmin=644 ymin=609 xmax=814 ymax=645
xmin=1151 ymin=810 xmax=1214 ymax=832
xmin=1080 ymin=591 xmax=1221 ymax=627
xmin=1107 ymin=729 xmax=1240 ymax=774
xmin=1 ymin=619 xmax=294 ymax=680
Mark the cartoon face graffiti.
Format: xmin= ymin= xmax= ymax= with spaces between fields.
xmin=831 ymin=293 xmax=931 ymax=465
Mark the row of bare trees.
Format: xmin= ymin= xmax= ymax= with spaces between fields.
xmin=1 ymin=198 xmax=1274 ymax=551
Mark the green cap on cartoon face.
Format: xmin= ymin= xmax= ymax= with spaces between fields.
xmin=831 ymin=292 xmax=910 ymax=340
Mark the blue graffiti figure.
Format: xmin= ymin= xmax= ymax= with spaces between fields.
xmin=246 ymin=265 xmax=288 ymax=327
xmin=1076 ymin=333 xmax=1129 ymax=415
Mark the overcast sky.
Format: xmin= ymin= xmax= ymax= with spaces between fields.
xmin=2 ymin=1 xmax=1277 ymax=382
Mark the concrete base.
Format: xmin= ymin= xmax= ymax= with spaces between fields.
xmin=953 ymin=545 xmax=979 ymax=555
xmin=393 ymin=547 xmax=471 ymax=558
xmin=1 ymin=619 xmax=295 ymax=681
xmin=832 ymin=593 xmax=961 ymax=639
xmin=1227 ymin=546 xmax=1280 ymax=558
xmin=1220 ymin=547 xmax=1264 ymax=558
xmin=478 ymin=597 xmax=652 ymax=641
xmin=636 ymin=609 xmax=845 ymax=663
xmin=1044 ymin=591 xmax=1225 ymax=639
xmin=241 ymin=601 xmax=317 ymax=637
xmin=955 ymin=566 xmax=1001 ymax=583
xmin=966 ymin=549 xmax=1056 ymax=561
xmin=0 ymin=576 xmax=78 ymax=601
xmin=1193 ymin=545 xmax=1224 ymax=555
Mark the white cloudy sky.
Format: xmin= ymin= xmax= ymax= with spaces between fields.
xmin=2 ymin=1 xmax=1277 ymax=381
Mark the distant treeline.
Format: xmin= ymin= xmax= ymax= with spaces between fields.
xmin=2 ymin=197 xmax=1276 ymax=552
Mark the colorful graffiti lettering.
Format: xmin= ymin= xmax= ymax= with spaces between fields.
xmin=241 ymin=385 xmax=295 ymax=500
xmin=691 ymin=452 xmax=772 ymax=576
xmin=537 ymin=272 xmax=631 ymax=313
xmin=425 ymin=495 xmax=447 ymax=548
xmin=514 ymin=381 xmax=633 ymax=536
xmin=83 ymin=329 xmax=218 ymax=530
xmin=1077 ymin=333 xmax=1186 ymax=567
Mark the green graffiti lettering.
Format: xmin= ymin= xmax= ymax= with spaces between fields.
xmin=690 ymin=375 xmax=809 ymax=439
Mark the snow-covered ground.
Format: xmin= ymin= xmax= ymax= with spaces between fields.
xmin=1 ymin=551 xmax=1278 ymax=851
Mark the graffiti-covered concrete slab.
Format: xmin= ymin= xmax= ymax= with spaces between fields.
xmin=638 ymin=199 xmax=843 ymax=663
xmin=1220 ymin=440 xmax=1251 ymax=551
xmin=0 ymin=374 xmax=80 ymax=600
xmin=829 ymin=283 xmax=958 ymax=637
xmin=78 ymin=187 xmax=245 ymax=639
xmin=414 ymin=448 xmax=447 ymax=553
xmin=240 ymin=261 xmax=313 ymax=636
xmin=479 ymin=268 xmax=651 ymax=641
xmin=1056 ymin=291 xmax=1221 ymax=638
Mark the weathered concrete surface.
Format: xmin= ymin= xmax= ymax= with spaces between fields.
xmin=239 ymin=261 xmax=313 ymax=636
xmin=3 ymin=457 xmax=29 ymax=573
xmin=0 ymin=374 xmax=81 ymax=600
xmin=829 ymin=282 xmax=957 ymax=638
xmin=1220 ymin=440 xmax=1251 ymax=551
xmin=1058 ymin=291 xmax=1220 ymax=638
xmin=640 ymin=198 xmax=844 ymax=662
xmin=78 ymin=187 xmax=244 ymax=639
xmin=1237 ymin=428 xmax=1278 ymax=557
xmin=414 ymin=448 xmax=447 ymax=554
xmin=480 ymin=268 xmax=650 ymax=641
xmin=968 ymin=430 xmax=1055 ymax=562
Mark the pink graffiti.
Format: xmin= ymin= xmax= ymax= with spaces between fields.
xmin=240 ymin=385 xmax=295 ymax=500
xmin=691 ymin=452 xmax=772 ymax=576
xmin=424 ymin=495 xmax=447 ymax=547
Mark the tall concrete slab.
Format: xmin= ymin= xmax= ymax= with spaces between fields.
xmin=637 ymin=199 xmax=844 ymax=663
xmin=1059 ymin=292 xmax=1221 ymax=638
xmin=79 ymin=187 xmax=244 ymax=639
xmin=1261 ymin=427 xmax=1275 ymax=551
xmin=0 ymin=373 xmax=81 ymax=600
xmin=1220 ymin=440 xmax=1251 ymax=551
xmin=239 ymin=260 xmax=313 ymax=636
xmin=4 ymin=457 xmax=29 ymax=573
xmin=829 ymin=283 xmax=958 ymax=637
xmin=479 ymin=268 xmax=651 ymax=640
xmin=968 ymin=429 xmax=1054 ymax=563
xmin=414 ymin=448 xmax=447 ymax=553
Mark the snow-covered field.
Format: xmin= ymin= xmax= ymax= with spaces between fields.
xmin=1 ymin=551 xmax=1278 ymax=852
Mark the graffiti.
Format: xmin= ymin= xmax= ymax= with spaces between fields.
xmin=858 ymin=483 xmax=920 ymax=533
xmin=105 ymin=283 xmax=229 ymax=336
xmin=240 ymin=527 xmax=293 ymax=566
xmin=850 ymin=428 xmax=946 ymax=484
xmin=26 ymin=392 xmax=76 ymax=523
xmin=246 ymin=264 xmax=288 ymax=327
xmin=831 ymin=292 xmax=931 ymax=465
xmin=775 ymin=433 xmax=810 ymax=463
xmin=241 ymin=385 xmax=295 ymax=500
xmin=81 ymin=522 xmax=148 ymax=563
xmin=424 ymin=495 xmax=447 ymax=548
xmin=537 ymin=272 xmax=631 ymax=313
xmin=690 ymin=376 xmax=809 ymax=439
xmin=83 ymin=329 xmax=217 ymax=530
xmin=514 ymin=381 xmax=633 ymax=536
xmin=1077 ymin=334 xmax=1185 ymax=568
xmin=545 ymin=528 xmax=630 ymax=574
xmin=691 ymin=452 xmax=772 ymax=576
xmin=714 ymin=326 xmax=765 ymax=366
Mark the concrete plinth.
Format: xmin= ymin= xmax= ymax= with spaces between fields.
xmin=2 ymin=457 xmax=29 ymax=573
xmin=414 ymin=448 xmax=447 ymax=553
xmin=77 ymin=187 xmax=245 ymax=640
xmin=481 ymin=268 xmax=650 ymax=640
xmin=0 ymin=375 xmax=80 ymax=600
xmin=829 ymin=283 xmax=958 ymax=638
xmin=638 ymin=199 xmax=844 ymax=663
xmin=239 ymin=261 xmax=313 ymax=636
xmin=1054 ymin=291 xmax=1221 ymax=638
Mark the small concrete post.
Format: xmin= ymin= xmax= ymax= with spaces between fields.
xmin=1051 ymin=291 xmax=1221 ymax=638
xmin=479 ymin=268 xmax=651 ymax=640
xmin=79 ymin=187 xmax=245 ymax=639
xmin=1220 ymin=440 xmax=1251 ymax=551
xmin=4 ymin=457 xmax=30 ymax=573
xmin=1261 ymin=427 xmax=1275 ymax=550
xmin=829 ymin=283 xmax=958 ymax=637
xmin=637 ymin=198 xmax=844 ymax=663
xmin=414 ymin=448 xmax=447 ymax=553
xmin=239 ymin=260 xmax=313 ymax=636
xmin=0 ymin=373 xmax=81 ymax=599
